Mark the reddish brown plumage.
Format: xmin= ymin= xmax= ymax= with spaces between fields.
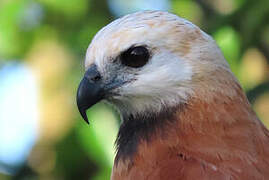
xmin=76 ymin=10 xmax=269 ymax=180
xmin=111 ymin=82 xmax=269 ymax=180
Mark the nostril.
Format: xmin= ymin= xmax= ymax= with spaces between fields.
xmin=85 ymin=64 xmax=102 ymax=82
xmin=91 ymin=74 xmax=101 ymax=82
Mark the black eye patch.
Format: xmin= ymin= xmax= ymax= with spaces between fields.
xmin=120 ymin=46 xmax=150 ymax=68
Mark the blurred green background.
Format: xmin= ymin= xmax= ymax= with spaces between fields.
xmin=0 ymin=0 xmax=268 ymax=179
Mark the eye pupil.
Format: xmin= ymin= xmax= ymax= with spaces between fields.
xmin=121 ymin=46 xmax=150 ymax=68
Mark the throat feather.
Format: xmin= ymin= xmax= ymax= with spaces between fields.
xmin=115 ymin=104 xmax=185 ymax=164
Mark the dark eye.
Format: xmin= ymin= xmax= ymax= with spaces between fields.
xmin=120 ymin=46 xmax=150 ymax=68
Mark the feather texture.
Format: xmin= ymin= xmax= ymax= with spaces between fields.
xmin=79 ymin=10 xmax=269 ymax=180
xmin=112 ymin=82 xmax=269 ymax=180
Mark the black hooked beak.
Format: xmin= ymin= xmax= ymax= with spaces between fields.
xmin=76 ymin=65 xmax=103 ymax=124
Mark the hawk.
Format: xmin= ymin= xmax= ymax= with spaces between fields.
xmin=77 ymin=11 xmax=269 ymax=180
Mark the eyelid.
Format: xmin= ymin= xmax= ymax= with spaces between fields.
xmin=123 ymin=44 xmax=148 ymax=53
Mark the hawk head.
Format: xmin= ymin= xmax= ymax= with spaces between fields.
xmin=77 ymin=10 xmax=234 ymax=123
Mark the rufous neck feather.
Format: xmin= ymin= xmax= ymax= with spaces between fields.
xmin=114 ymin=77 xmax=256 ymax=165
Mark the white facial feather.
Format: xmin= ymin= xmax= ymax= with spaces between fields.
xmin=113 ymin=48 xmax=193 ymax=115
xmin=84 ymin=10 xmax=234 ymax=116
